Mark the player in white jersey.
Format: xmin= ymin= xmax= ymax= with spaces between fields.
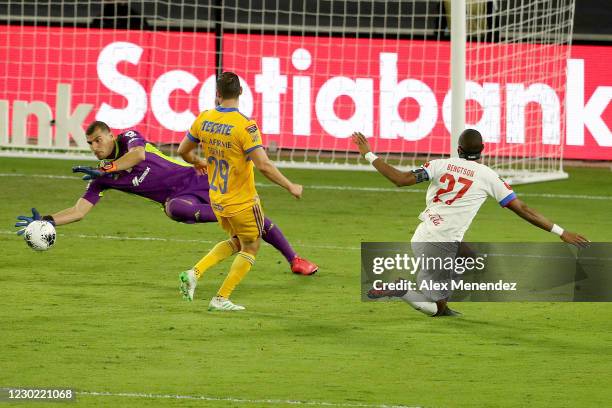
xmin=351 ymin=129 xmax=589 ymax=317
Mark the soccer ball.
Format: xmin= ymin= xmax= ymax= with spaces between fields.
xmin=23 ymin=220 xmax=56 ymax=251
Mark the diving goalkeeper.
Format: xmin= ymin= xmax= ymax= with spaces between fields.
xmin=14 ymin=121 xmax=317 ymax=275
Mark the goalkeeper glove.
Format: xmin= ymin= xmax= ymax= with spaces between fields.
xmin=72 ymin=162 xmax=118 ymax=180
xmin=15 ymin=208 xmax=55 ymax=235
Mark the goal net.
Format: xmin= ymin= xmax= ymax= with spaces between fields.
xmin=465 ymin=0 xmax=575 ymax=183
xmin=0 ymin=1 xmax=575 ymax=183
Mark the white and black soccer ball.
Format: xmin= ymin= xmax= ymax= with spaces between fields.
xmin=23 ymin=220 xmax=56 ymax=251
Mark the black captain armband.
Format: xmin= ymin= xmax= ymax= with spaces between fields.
xmin=411 ymin=168 xmax=430 ymax=184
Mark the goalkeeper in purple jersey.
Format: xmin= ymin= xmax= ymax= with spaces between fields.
xmin=14 ymin=121 xmax=318 ymax=275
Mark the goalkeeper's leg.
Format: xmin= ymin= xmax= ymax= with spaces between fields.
xmin=165 ymin=195 xmax=217 ymax=223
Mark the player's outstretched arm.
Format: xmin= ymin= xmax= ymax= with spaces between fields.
xmin=50 ymin=198 xmax=94 ymax=226
xmin=249 ymin=148 xmax=303 ymax=199
xmin=351 ymin=132 xmax=418 ymax=187
xmin=505 ymin=198 xmax=589 ymax=247
xmin=111 ymin=145 xmax=145 ymax=171
xmin=72 ymin=146 xmax=146 ymax=181
xmin=14 ymin=199 xmax=93 ymax=235
xmin=177 ymin=136 xmax=207 ymax=174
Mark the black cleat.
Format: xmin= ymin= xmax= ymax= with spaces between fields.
xmin=438 ymin=307 xmax=462 ymax=317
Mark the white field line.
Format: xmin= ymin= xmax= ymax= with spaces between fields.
xmin=0 ymin=173 xmax=79 ymax=179
xmin=3 ymin=231 xmax=607 ymax=261
xmin=76 ymin=390 xmax=417 ymax=408
xmin=0 ymin=231 xmax=360 ymax=251
xmin=1 ymin=172 xmax=611 ymax=201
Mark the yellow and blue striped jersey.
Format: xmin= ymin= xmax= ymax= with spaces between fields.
xmin=188 ymin=106 xmax=263 ymax=216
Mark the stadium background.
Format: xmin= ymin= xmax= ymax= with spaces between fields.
xmin=2 ymin=0 xmax=612 ymax=162
xmin=1 ymin=1 xmax=611 ymax=407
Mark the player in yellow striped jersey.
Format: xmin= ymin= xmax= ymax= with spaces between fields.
xmin=177 ymin=72 xmax=303 ymax=311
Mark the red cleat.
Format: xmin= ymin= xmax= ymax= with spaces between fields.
xmin=291 ymin=256 xmax=318 ymax=275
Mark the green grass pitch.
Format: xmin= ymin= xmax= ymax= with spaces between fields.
xmin=1 ymin=157 xmax=611 ymax=407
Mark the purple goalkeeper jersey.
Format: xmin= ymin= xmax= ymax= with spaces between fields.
xmin=82 ymin=130 xmax=209 ymax=206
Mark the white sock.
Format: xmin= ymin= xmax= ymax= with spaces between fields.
xmin=401 ymin=293 xmax=438 ymax=316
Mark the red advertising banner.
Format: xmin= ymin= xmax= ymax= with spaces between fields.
xmin=1 ymin=26 xmax=611 ymax=160
xmin=566 ymin=45 xmax=612 ymax=160
xmin=224 ymin=34 xmax=612 ymax=160
xmin=0 ymin=26 xmax=216 ymax=148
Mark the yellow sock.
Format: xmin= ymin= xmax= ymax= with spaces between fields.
xmin=217 ymin=251 xmax=255 ymax=299
xmin=193 ymin=240 xmax=237 ymax=279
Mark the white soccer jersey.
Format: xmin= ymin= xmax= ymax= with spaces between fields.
xmin=411 ymin=157 xmax=516 ymax=242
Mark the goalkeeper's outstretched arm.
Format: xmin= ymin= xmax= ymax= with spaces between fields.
xmin=350 ymin=132 xmax=421 ymax=187
xmin=110 ymin=145 xmax=145 ymax=171
xmin=50 ymin=198 xmax=94 ymax=226
xmin=15 ymin=199 xmax=94 ymax=235
xmin=72 ymin=145 xmax=147 ymax=181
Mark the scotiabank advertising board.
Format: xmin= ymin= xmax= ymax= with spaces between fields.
xmin=1 ymin=26 xmax=611 ymax=160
